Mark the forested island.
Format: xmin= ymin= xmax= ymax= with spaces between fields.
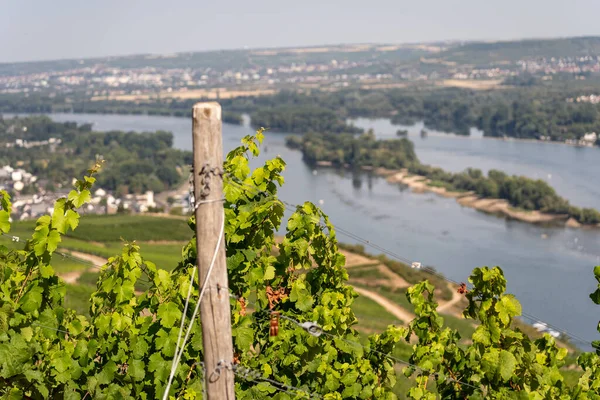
xmin=250 ymin=106 xmax=363 ymax=133
xmin=222 ymin=111 xmax=244 ymax=125
xmin=286 ymin=132 xmax=600 ymax=225
xmin=0 ymin=115 xmax=192 ymax=194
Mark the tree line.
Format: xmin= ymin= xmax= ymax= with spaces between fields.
xmin=0 ymin=115 xmax=192 ymax=195
xmin=4 ymin=85 xmax=600 ymax=143
xmin=251 ymin=106 xmax=362 ymax=134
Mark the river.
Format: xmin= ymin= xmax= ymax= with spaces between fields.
xmin=12 ymin=112 xmax=600 ymax=348
xmin=351 ymin=118 xmax=600 ymax=209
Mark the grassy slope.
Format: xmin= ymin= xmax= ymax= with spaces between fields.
xmin=6 ymin=214 xmax=191 ymax=320
xmin=12 ymin=214 xmax=191 ymax=242
xmin=9 ymin=214 xmax=190 ymax=272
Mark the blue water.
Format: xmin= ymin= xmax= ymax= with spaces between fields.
xmin=9 ymin=112 xmax=600 ymax=348
xmin=352 ymin=118 xmax=600 ymax=209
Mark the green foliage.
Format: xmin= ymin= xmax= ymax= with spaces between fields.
xmin=388 ymin=264 xmax=600 ymax=399
xmin=222 ymin=111 xmax=244 ymax=125
xmin=229 ymin=87 xmax=600 ymax=142
xmin=0 ymin=161 xmax=103 ymax=398
xmin=288 ymin=130 xmax=418 ymax=170
xmin=251 ymin=106 xmax=363 ymax=134
xmin=402 ymin=267 xmax=577 ymax=399
xmin=0 ymin=132 xmax=404 ymax=399
xmin=221 ymin=131 xmax=403 ymax=398
xmin=0 ymin=115 xmax=191 ymax=194
xmin=0 ymin=190 xmax=12 ymax=234
xmin=3 ymin=131 xmax=600 ymax=399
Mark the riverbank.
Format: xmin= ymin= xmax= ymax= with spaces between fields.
xmin=483 ymin=134 xmax=598 ymax=149
xmin=352 ymin=117 xmax=600 ymax=150
xmin=366 ymin=167 xmax=593 ymax=228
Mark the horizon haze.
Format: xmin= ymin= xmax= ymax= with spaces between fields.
xmin=2 ymin=0 xmax=600 ymax=63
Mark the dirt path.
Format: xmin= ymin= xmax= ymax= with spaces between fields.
xmin=58 ymin=251 xmax=149 ymax=296
xmin=340 ymin=250 xmax=378 ymax=268
xmin=437 ymin=284 xmax=463 ymax=313
xmin=354 ymin=287 xmax=415 ymax=324
xmin=350 ymin=260 xmax=464 ymax=324
xmin=375 ymin=264 xmax=410 ymax=288
xmin=341 ymin=247 xmax=410 ymax=289
xmin=57 ymin=251 xmax=108 ymax=284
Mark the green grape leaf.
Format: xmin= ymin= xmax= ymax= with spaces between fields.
xmin=20 ymin=327 xmax=33 ymax=342
xmin=73 ymin=341 xmax=89 ymax=360
xmin=472 ymin=326 xmax=491 ymax=345
xmin=46 ymin=229 xmax=62 ymax=254
xmin=129 ymin=359 xmax=146 ymax=382
xmin=6 ymin=388 xmax=23 ymax=400
xmin=157 ymin=302 xmax=182 ymax=328
xmin=65 ymin=210 xmax=80 ymax=231
xmin=234 ymin=324 xmax=255 ymax=351
xmin=482 ymin=348 xmax=500 ymax=377
xmin=148 ymin=353 xmax=168 ymax=381
xmin=114 ymin=280 xmax=135 ymax=303
xmin=132 ymin=337 xmax=149 ymax=359
xmin=0 ymin=210 xmax=10 ymax=234
xmin=264 ymin=265 xmax=275 ymax=280
xmin=155 ymin=328 xmax=178 ymax=357
xmin=40 ymin=264 xmax=55 ymax=279
xmin=68 ymin=189 xmax=91 ymax=208
xmin=495 ymin=294 xmax=521 ymax=326
xmin=290 ymin=281 xmax=314 ymax=311
xmin=19 ymin=286 xmax=44 ymax=313
xmin=499 ymin=350 xmax=517 ymax=381
xmin=31 ymin=226 xmax=49 ymax=256
xmin=51 ymin=199 xmax=68 ymax=234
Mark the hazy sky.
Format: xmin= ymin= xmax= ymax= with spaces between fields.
xmin=2 ymin=0 xmax=600 ymax=63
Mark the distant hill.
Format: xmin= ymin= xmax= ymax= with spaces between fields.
xmin=0 ymin=43 xmax=431 ymax=77
xmin=437 ymin=36 xmax=600 ymax=65
xmin=5 ymin=36 xmax=600 ymax=77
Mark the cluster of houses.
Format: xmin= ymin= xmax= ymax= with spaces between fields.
xmin=5 ymin=137 xmax=62 ymax=149
xmin=0 ymin=165 xmax=38 ymax=192
xmin=566 ymin=94 xmax=600 ymax=104
xmin=95 ymin=189 xmax=158 ymax=214
xmin=565 ymin=132 xmax=598 ymax=147
xmin=1 ymin=164 xmax=165 ymax=220
xmin=8 ymin=188 xmax=160 ymax=221
xmin=166 ymin=191 xmax=194 ymax=215
xmin=537 ymin=132 xmax=598 ymax=147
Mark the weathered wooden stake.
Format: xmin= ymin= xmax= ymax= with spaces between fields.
xmin=192 ymin=102 xmax=235 ymax=399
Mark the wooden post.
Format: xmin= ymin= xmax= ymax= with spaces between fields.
xmin=192 ymin=102 xmax=235 ymax=399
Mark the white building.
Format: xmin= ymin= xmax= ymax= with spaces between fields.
xmin=582 ymin=132 xmax=597 ymax=143
xmin=11 ymin=171 xmax=22 ymax=182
